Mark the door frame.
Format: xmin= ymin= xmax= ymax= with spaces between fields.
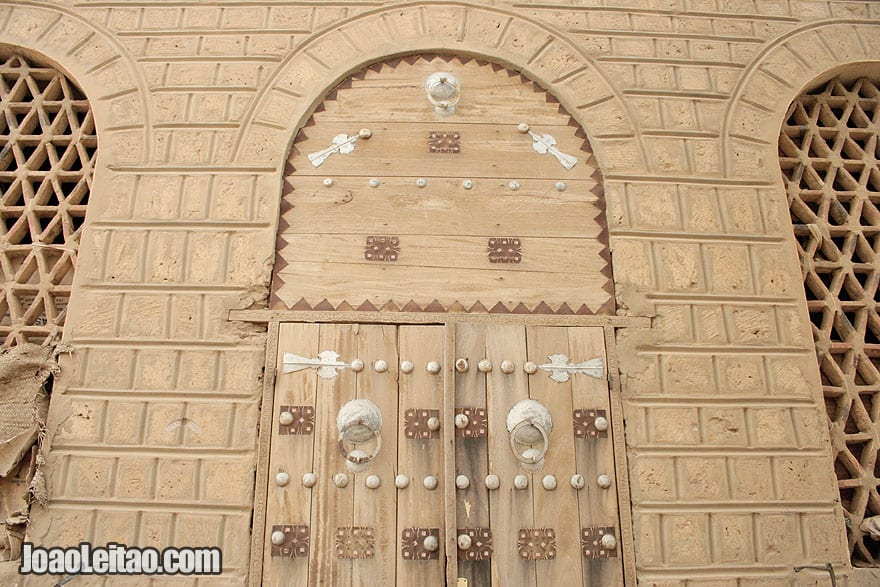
xmin=236 ymin=309 xmax=649 ymax=586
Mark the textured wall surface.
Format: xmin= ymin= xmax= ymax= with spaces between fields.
xmin=0 ymin=0 xmax=878 ymax=584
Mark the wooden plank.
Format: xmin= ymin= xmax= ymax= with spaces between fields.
xmin=526 ymin=326 xmax=582 ymax=587
xmin=485 ymin=325 xmax=537 ymax=587
xmin=274 ymin=261 xmax=612 ymax=311
xmin=567 ymin=326 xmax=622 ymax=584
xmin=263 ymin=323 xmax=318 ymax=587
xmin=309 ymin=324 xmax=358 ymax=586
xmin=453 ymin=323 xmax=491 ymax=586
xmin=352 ymin=324 xmax=399 ymax=585
xmin=290 ymin=123 xmax=595 ymax=179
xmin=396 ymin=326 xmax=446 ymax=586
xmin=444 ymin=323 xmax=458 ymax=586
xmin=279 ymin=234 xmax=607 ymax=275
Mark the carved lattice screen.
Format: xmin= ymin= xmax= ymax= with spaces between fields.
xmin=0 ymin=54 xmax=95 ymax=347
xmin=779 ymin=77 xmax=880 ymax=565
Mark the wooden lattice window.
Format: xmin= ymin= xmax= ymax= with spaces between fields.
xmin=0 ymin=54 xmax=95 ymax=347
xmin=779 ymin=76 xmax=880 ymax=565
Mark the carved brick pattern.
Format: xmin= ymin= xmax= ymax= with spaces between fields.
xmin=401 ymin=527 xmax=440 ymax=560
xmin=517 ymin=528 xmax=556 ymax=560
xmin=428 ymin=130 xmax=460 ymax=153
xmin=455 ymin=407 xmax=488 ymax=438
xmin=0 ymin=54 xmax=94 ymax=347
xmin=779 ymin=76 xmax=880 ymax=565
xmin=487 ymin=237 xmax=522 ymax=264
xmin=404 ymin=408 xmax=440 ymax=439
xmin=364 ymin=236 xmax=399 ymax=262
xmin=573 ymin=409 xmax=608 ymax=438
xmin=278 ymin=405 xmax=315 ymax=435
xmin=581 ymin=527 xmax=617 ymax=559
xmin=270 ymin=524 xmax=309 ymax=558
xmin=457 ymin=528 xmax=493 ymax=561
xmin=336 ymin=526 xmax=376 ymax=559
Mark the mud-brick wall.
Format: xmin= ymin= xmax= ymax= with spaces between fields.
xmin=1 ymin=1 xmax=879 ymax=585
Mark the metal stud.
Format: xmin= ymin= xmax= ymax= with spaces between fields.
xmin=517 ymin=123 xmax=530 ymax=133
xmin=427 ymin=417 xmax=441 ymax=431
xmin=514 ymin=475 xmax=529 ymax=490
xmin=594 ymin=416 xmax=609 ymax=432
xmin=457 ymin=534 xmax=473 ymax=550
xmin=597 ymin=474 xmax=612 ymax=489
xmin=350 ymin=359 xmax=365 ymax=373
xmin=334 ymin=473 xmax=349 ymax=488
xmin=454 ymin=414 xmax=470 ymax=429
xmin=456 ymin=475 xmax=470 ymax=490
xmin=555 ymin=181 xmax=566 ymax=191
xmin=426 ymin=361 xmax=441 ymax=374
xmin=395 ymin=474 xmax=410 ymax=489
xmin=369 ymin=178 xmax=381 ymax=188
xmin=416 ymin=178 xmax=428 ymax=188
xmin=358 ymin=128 xmax=372 ymax=139
xmin=271 ymin=531 xmax=286 ymax=546
xmin=462 ymin=179 xmax=474 ymax=190
xmin=477 ymin=359 xmax=492 ymax=373
xmin=373 ymin=360 xmax=388 ymax=373
xmin=600 ymin=534 xmax=617 ymax=550
xmin=509 ymin=180 xmax=521 ymax=191
xmin=302 ymin=473 xmax=317 ymax=488
xmin=455 ymin=358 xmax=469 ymax=373
xmin=275 ymin=472 xmax=290 ymax=487
xmin=501 ymin=360 xmax=515 ymax=374
xmin=571 ymin=474 xmax=585 ymax=490
xmin=366 ymin=475 xmax=381 ymax=490
xmin=323 ymin=178 xmax=334 ymax=187
xmin=400 ymin=360 xmax=414 ymax=374
xmin=485 ymin=474 xmax=500 ymax=490
xmin=423 ymin=476 xmax=439 ymax=490
xmin=523 ymin=361 xmax=538 ymax=374
xmin=542 ymin=475 xmax=557 ymax=491
xmin=423 ymin=535 xmax=439 ymax=552
xmin=279 ymin=411 xmax=295 ymax=426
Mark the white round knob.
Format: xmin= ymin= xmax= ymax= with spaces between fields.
xmin=477 ymin=359 xmax=492 ymax=373
xmin=275 ymin=472 xmax=290 ymax=487
xmin=427 ymin=417 xmax=440 ymax=431
xmin=395 ymin=474 xmax=410 ymax=489
xmin=334 ymin=473 xmax=349 ymax=488
xmin=416 ymin=178 xmax=427 ymax=188
xmin=271 ymin=531 xmax=285 ymax=546
xmin=455 ymin=358 xmax=469 ymax=372
xmin=509 ymin=180 xmax=521 ymax=191
xmin=369 ymin=178 xmax=381 ymax=188
xmin=456 ymin=475 xmax=470 ymax=490
xmin=400 ymin=360 xmax=414 ymax=374
xmin=301 ymin=473 xmax=316 ymax=488
xmin=542 ymin=475 xmax=557 ymax=491
xmin=523 ymin=361 xmax=538 ymax=374
xmin=358 ymin=128 xmax=372 ymax=139
xmin=594 ymin=416 xmax=609 ymax=432
xmin=501 ymin=360 xmax=515 ymax=374
xmin=373 ymin=359 xmax=388 ymax=373
xmin=600 ymin=533 xmax=617 ymax=550
xmin=462 ymin=179 xmax=474 ymax=190
xmin=517 ymin=123 xmax=530 ymax=133
xmin=366 ymin=475 xmax=381 ymax=489
xmin=322 ymin=178 xmax=334 ymax=187
xmin=423 ymin=475 xmax=439 ymax=490
xmin=597 ymin=474 xmax=612 ymax=489
xmin=555 ymin=181 xmax=566 ymax=191
xmin=426 ymin=361 xmax=441 ymax=374
xmin=457 ymin=534 xmax=472 ymax=550
xmin=485 ymin=474 xmax=500 ymax=490
xmin=514 ymin=474 xmax=529 ymax=490
xmin=350 ymin=359 xmax=365 ymax=372
xmin=454 ymin=414 xmax=470 ymax=429
xmin=571 ymin=474 xmax=585 ymax=490
xmin=423 ymin=535 xmax=439 ymax=552
xmin=279 ymin=411 xmax=294 ymax=426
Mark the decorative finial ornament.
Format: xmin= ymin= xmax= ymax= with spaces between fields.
xmin=425 ymin=72 xmax=461 ymax=116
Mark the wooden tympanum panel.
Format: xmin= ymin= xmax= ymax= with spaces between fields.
xmin=270 ymin=55 xmax=613 ymax=316
xmin=262 ymin=322 xmax=624 ymax=586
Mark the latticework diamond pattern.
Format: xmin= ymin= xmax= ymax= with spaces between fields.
xmin=779 ymin=77 xmax=880 ymax=566
xmin=0 ymin=54 xmax=94 ymax=347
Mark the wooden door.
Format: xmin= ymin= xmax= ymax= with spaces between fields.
xmin=261 ymin=322 xmax=623 ymax=586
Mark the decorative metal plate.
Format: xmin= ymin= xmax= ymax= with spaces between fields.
xmin=279 ymin=405 xmax=315 ymax=435
xmin=283 ymin=350 xmax=348 ymax=379
xmin=336 ymin=526 xmax=376 ymax=559
xmin=573 ymin=408 xmax=607 ymax=439
xmin=487 ymin=237 xmax=522 ymax=264
xmin=518 ymin=528 xmax=556 ymax=560
xmin=457 ymin=528 xmax=493 ymax=561
xmin=538 ymin=354 xmax=604 ymax=382
xmin=455 ymin=407 xmax=488 ymax=438
xmin=404 ymin=408 xmax=440 ymax=439
xmin=271 ymin=524 xmax=309 ymax=557
xmin=401 ymin=527 xmax=440 ymax=560
xmin=428 ymin=130 xmax=460 ymax=153
xmin=581 ymin=527 xmax=617 ymax=559
xmin=364 ymin=236 xmax=399 ymax=262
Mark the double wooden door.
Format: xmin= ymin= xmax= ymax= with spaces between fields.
xmin=261 ymin=322 xmax=624 ymax=586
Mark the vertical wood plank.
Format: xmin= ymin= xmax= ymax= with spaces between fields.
xmin=486 ymin=325 xmax=537 ymax=587
xmin=353 ymin=324 xmax=399 ymax=586
xmin=454 ymin=323 xmax=491 ymax=586
xmin=526 ymin=326 xmax=582 ymax=587
xmin=444 ymin=322 xmax=459 ymax=586
xmin=263 ymin=322 xmax=318 ymax=587
xmin=309 ymin=324 xmax=358 ymax=586
xmin=396 ymin=326 xmax=446 ymax=586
